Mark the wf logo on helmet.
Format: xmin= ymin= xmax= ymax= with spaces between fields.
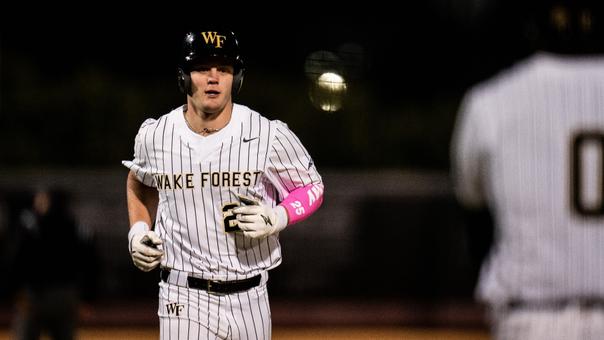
xmin=201 ymin=32 xmax=226 ymax=48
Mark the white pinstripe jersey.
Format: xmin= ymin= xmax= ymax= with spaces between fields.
xmin=452 ymin=52 xmax=604 ymax=305
xmin=124 ymin=103 xmax=322 ymax=281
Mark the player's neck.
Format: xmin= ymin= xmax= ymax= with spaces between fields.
xmin=184 ymin=102 xmax=233 ymax=136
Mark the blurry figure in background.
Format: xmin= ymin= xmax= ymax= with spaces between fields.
xmin=451 ymin=1 xmax=604 ymax=339
xmin=8 ymin=188 xmax=99 ymax=340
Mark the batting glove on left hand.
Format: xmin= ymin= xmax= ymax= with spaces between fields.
xmin=233 ymin=193 xmax=288 ymax=239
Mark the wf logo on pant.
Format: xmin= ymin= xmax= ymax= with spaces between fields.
xmin=166 ymin=302 xmax=185 ymax=316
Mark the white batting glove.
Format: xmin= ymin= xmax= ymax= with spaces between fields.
xmin=128 ymin=221 xmax=164 ymax=272
xmin=233 ymin=193 xmax=288 ymax=239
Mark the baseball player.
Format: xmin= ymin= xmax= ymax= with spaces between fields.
xmin=451 ymin=2 xmax=604 ymax=339
xmin=123 ymin=29 xmax=324 ymax=340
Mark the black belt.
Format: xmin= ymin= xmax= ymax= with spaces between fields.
xmin=160 ymin=268 xmax=261 ymax=294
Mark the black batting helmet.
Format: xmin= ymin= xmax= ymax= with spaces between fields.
xmin=177 ymin=30 xmax=245 ymax=96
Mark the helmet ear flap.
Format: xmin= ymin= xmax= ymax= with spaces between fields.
xmin=232 ymin=68 xmax=245 ymax=95
xmin=177 ymin=68 xmax=192 ymax=95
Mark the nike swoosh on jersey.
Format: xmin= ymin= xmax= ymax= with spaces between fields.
xmin=243 ymin=137 xmax=259 ymax=143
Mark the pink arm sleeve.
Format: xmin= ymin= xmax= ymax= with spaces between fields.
xmin=279 ymin=183 xmax=324 ymax=225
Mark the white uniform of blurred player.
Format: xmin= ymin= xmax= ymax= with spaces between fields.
xmin=452 ymin=2 xmax=604 ymax=339
xmin=123 ymin=29 xmax=324 ymax=340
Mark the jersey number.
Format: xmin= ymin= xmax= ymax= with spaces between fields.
xmin=222 ymin=202 xmax=241 ymax=232
xmin=571 ymin=131 xmax=604 ymax=216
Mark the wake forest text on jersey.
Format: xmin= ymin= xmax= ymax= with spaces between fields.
xmin=153 ymin=171 xmax=263 ymax=189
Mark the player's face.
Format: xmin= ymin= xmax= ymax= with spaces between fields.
xmin=189 ymin=62 xmax=234 ymax=115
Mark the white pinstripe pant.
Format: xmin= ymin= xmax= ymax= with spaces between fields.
xmin=491 ymin=304 xmax=604 ymax=340
xmin=158 ymin=277 xmax=271 ymax=339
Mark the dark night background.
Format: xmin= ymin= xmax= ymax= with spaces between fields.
xmin=0 ymin=2 xmax=536 ymax=169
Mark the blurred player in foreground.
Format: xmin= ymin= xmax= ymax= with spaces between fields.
xmin=452 ymin=1 xmax=604 ymax=339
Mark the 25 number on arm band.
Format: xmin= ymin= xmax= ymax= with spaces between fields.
xmin=280 ymin=183 xmax=324 ymax=225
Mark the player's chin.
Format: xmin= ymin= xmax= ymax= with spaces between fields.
xmin=200 ymin=99 xmax=228 ymax=114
